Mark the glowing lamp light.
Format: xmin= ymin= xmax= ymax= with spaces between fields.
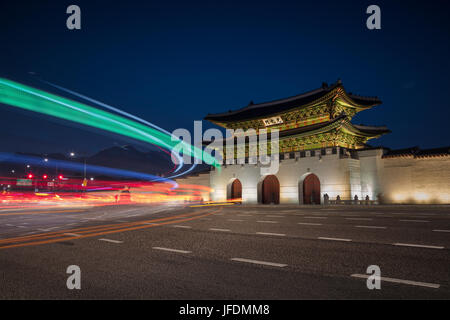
xmin=58 ymin=175 xmax=64 ymax=180
xmin=43 ymin=174 xmax=48 ymax=179
xmin=393 ymin=193 xmax=406 ymax=202
xmin=27 ymin=173 xmax=33 ymax=179
xmin=414 ymin=192 xmax=429 ymax=202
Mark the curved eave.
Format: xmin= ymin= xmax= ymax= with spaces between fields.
xmin=342 ymin=122 xmax=391 ymax=138
xmin=338 ymin=89 xmax=382 ymax=110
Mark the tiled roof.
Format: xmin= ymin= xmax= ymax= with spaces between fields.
xmin=382 ymin=146 xmax=450 ymax=158
xmin=204 ymin=80 xmax=381 ymax=123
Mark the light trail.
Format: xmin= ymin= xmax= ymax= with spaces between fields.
xmin=33 ymin=77 xmax=190 ymax=174
xmin=0 ymin=152 xmax=173 ymax=185
xmin=0 ymin=77 xmax=220 ymax=172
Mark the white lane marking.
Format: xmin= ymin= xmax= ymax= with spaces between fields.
xmin=256 ymin=220 xmax=278 ymax=224
xmin=228 ymin=219 xmax=244 ymax=222
xmin=142 ymin=222 xmax=157 ymax=225
xmin=355 ymin=225 xmax=387 ymax=229
xmin=433 ymin=229 xmax=450 ymax=233
xmin=173 ymin=225 xmax=192 ymax=229
xmin=64 ymin=233 xmax=81 ymax=237
xmin=37 ymin=226 xmax=61 ymax=232
xmin=5 ymin=224 xmax=14 ymax=227
xmin=256 ymin=232 xmax=286 ymax=237
xmin=98 ymin=238 xmax=123 ymax=244
xmin=399 ymin=219 xmax=430 ymax=223
xmin=304 ymin=216 xmax=327 ymax=219
xmin=266 ymin=215 xmax=285 ymax=218
xmin=298 ymin=222 xmax=322 ymax=226
xmin=345 ymin=218 xmax=373 ymax=221
xmin=209 ymin=228 xmax=231 ymax=232
xmin=318 ymin=237 xmax=352 ymax=242
xmin=231 ymin=258 xmax=287 ymax=268
xmin=350 ymin=274 xmax=440 ymax=289
xmin=393 ymin=243 xmax=444 ymax=249
xmin=152 ymin=247 xmax=191 ymax=254
xmin=21 ymin=231 xmax=40 ymax=235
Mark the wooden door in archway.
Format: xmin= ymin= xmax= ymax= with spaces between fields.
xmin=303 ymin=174 xmax=320 ymax=204
xmin=262 ymin=175 xmax=280 ymax=204
xmin=230 ymin=179 xmax=242 ymax=200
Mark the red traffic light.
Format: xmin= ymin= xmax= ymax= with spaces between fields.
xmin=58 ymin=175 xmax=64 ymax=180
xmin=43 ymin=174 xmax=48 ymax=179
xmin=27 ymin=173 xmax=33 ymax=179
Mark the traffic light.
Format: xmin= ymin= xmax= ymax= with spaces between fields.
xmin=42 ymin=174 xmax=48 ymax=179
xmin=27 ymin=173 xmax=33 ymax=179
xmin=58 ymin=174 xmax=64 ymax=180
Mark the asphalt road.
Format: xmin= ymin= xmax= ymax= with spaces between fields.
xmin=0 ymin=203 xmax=449 ymax=299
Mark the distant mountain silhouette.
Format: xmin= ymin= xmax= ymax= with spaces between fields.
xmin=87 ymin=145 xmax=172 ymax=175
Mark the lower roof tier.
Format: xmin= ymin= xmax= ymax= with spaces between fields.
xmin=203 ymin=114 xmax=390 ymax=154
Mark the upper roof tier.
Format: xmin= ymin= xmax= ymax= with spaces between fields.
xmin=204 ymin=80 xmax=381 ymax=124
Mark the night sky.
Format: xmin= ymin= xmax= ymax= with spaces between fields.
xmin=1 ymin=0 xmax=449 ymax=155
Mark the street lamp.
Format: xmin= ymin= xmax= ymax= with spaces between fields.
xmin=69 ymin=151 xmax=87 ymax=186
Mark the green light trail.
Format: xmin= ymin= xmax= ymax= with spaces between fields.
xmin=0 ymin=77 xmax=220 ymax=168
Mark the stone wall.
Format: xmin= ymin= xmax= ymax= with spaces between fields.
xmin=380 ymin=156 xmax=450 ymax=204
xmin=186 ymin=148 xmax=449 ymax=205
xmin=210 ymin=147 xmax=364 ymax=204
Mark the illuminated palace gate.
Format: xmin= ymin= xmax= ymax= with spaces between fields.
xmin=205 ymin=80 xmax=392 ymax=204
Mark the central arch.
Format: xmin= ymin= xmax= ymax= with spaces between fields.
xmin=262 ymin=175 xmax=280 ymax=204
xmin=302 ymin=173 xmax=321 ymax=204
xmin=227 ymin=179 xmax=242 ymax=201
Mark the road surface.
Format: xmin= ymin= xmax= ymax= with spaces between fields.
xmin=0 ymin=203 xmax=449 ymax=299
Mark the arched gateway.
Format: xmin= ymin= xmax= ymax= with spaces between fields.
xmin=228 ymin=179 xmax=242 ymax=200
xmin=303 ymin=174 xmax=320 ymax=204
xmin=262 ymin=175 xmax=280 ymax=204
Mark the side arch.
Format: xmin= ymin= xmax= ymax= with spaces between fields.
xmin=226 ymin=178 xmax=242 ymax=201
